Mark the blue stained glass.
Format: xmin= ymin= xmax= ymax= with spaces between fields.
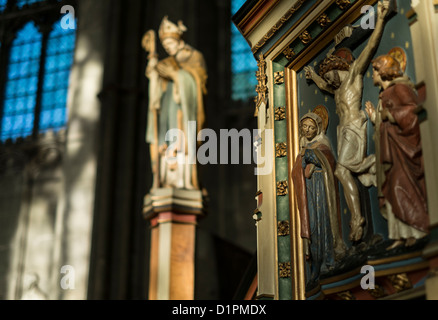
xmin=0 ymin=0 xmax=7 ymax=12
xmin=231 ymin=0 xmax=258 ymax=101
xmin=16 ymin=0 xmax=44 ymax=8
xmin=232 ymin=72 xmax=258 ymax=102
xmin=231 ymin=0 xmax=246 ymax=14
xmin=39 ymin=18 xmax=76 ymax=132
xmin=1 ymin=22 xmax=42 ymax=142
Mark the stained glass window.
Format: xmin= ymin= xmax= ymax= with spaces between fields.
xmin=1 ymin=22 xmax=42 ymax=141
xmin=231 ymin=0 xmax=258 ymax=101
xmin=0 ymin=7 xmax=77 ymax=142
xmin=40 ymin=19 xmax=76 ymax=132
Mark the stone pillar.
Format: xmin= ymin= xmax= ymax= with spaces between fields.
xmin=409 ymin=0 xmax=438 ymax=301
xmin=144 ymin=188 xmax=204 ymax=300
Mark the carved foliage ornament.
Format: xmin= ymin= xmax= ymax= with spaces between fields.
xmin=368 ymin=284 xmax=387 ymax=299
xmin=337 ymin=291 xmax=356 ymax=300
xmin=336 ymin=0 xmax=351 ymax=10
xmin=388 ymin=273 xmax=412 ymax=293
xmin=277 ymin=180 xmax=288 ymax=196
xmin=274 ymin=71 xmax=285 ymax=85
xmin=278 ymin=221 xmax=290 ymax=236
xmin=299 ymin=30 xmax=312 ymax=45
xmin=274 ymin=107 xmax=286 ymax=121
xmin=317 ymin=13 xmax=332 ymax=28
xmin=276 ymin=143 xmax=287 ymax=158
xmin=283 ymin=47 xmax=295 ymax=60
xmin=279 ymin=262 xmax=291 ymax=278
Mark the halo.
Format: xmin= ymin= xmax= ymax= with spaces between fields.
xmin=312 ymin=105 xmax=329 ymax=133
xmin=388 ymin=47 xmax=407 ymax=73
xmin=333 ymin=47 xmax=355 ymax=64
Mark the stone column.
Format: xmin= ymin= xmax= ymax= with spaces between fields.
xmin=144 ymin=188 xmax=204 ymax=300
xmin=410 ymin=0 xmax=438 ymax=301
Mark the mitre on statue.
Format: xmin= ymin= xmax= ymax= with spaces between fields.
xmin=159 ymin=16 xmax=187 ymax=41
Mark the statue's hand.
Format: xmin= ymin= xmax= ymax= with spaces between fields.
xmin=304 ymin=164 xmax=315 ymax=179
xmin=304 ymin=66 xmax=315 ymax=80
xmin=365 ymin=101 xmax=375 ymax=119
xmin=378 ymin=0 xmax=390 ymax=19
xmin=157 ymin=62 xmax=178 ymax=81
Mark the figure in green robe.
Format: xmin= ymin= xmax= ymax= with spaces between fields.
xmin=142 ymin=16 xmax=207 ymax=190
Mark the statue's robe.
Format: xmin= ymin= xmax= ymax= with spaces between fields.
xmin=292 ymin=140 xmax=343 ymax=286
xmin=379 ymin=81 xmax=429 ymax=237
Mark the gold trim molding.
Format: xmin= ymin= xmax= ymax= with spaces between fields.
xmin=251 ymin=0 xmax=309 ymax=53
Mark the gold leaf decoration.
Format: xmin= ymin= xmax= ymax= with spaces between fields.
xmin=276 ymin=143 xmax=287 ymax=158
xmin=277 ymin=181 xmax=288 ymax=196
xmin=274 ymin=107 xmax=286 ymax=121
xmin=279 ymin=262 xmax=291 ymax=278
xmin=278 ymin=221 xmax=290 ymax=236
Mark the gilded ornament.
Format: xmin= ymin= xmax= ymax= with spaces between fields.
xmin=337 ymin=291 xmax=355 ymax=300
xmin=255 ymin=54 xmax=268 ymax=116
xmin=336 ymin=0 xmax=351 ymax=10
xmin=299 ymin=30 xmax=312 ymax=45
xmin=274 ymin=107 xmax=286 ymax=121
xmin=278 ymin=221 xmax=290 ymax=236
xmin=276 ymin=143 xmax=287 ymax=158
xmin=283 ymin=47 xmax=296 ymax=60
xmin=279 ymin=262 xmax=291 ymax=278
xmin=388 ymin=273 xmax=412 ymax=293
xmin=368 ymin=284 xmax=387 ymax=299
xmin=274 ymin=71 xmax=285 ymax=85
xmin=277 ymin=181 xmax=288 ymax=196
xmin=317 ymin=13 xmax=331 ymax=28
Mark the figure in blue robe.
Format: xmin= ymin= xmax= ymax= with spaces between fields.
xmin=292 ymin=112 xmax=346 ymax=291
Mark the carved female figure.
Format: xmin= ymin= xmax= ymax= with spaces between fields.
xmin=292 ymin=112 xmax=346 ymax=289
xmin=365 ymin=54 xmax=429 ymax=250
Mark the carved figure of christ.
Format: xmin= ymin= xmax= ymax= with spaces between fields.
xmin=304 ymin=0 xmax=390 ymax=242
